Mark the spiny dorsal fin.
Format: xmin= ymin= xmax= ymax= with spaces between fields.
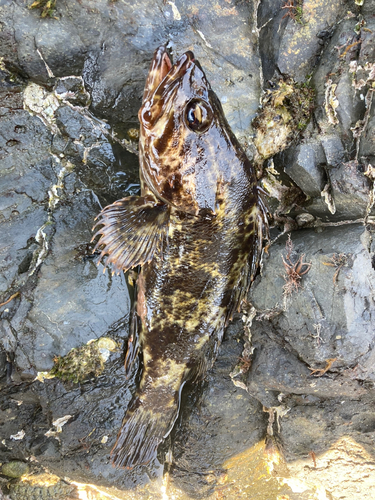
xmin=92 ymin=196 xmax=169 ymax=274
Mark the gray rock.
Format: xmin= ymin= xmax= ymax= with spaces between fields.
xmin=329 ymin=160 xmax=371 ymax=218
xmin=0 ymin=349 xmax=6 ymax=379
xmin=335 ymin=71 xmax=365 ymax=136
xmin=241 ymin=224 xmax=375 ymax=499
xmin=358 ymin=96 xmax=375 ymax=163
xmin=171 ymin=323 xmax=265 ymax=497
xmin=23 ymin=193 xmax=130 ymax=372
xmin=1 ymin=0 xmax=261 ymax=139
xmin=321 ymin=136 xmax=347 ymax=169
xmin=54 ymin=76 xmax=91 ymax=107
xmin=284 ymin=143 xmax=326 ymax=197
xmin=277 ymin=0 xmax=346 ymax=82
xmin=257 ymin=0 xmax=287 ymax=82
xmin=245 ymin=335 xmax=367 ymax=409
xmin=323 ymin=20 xmax=367 ymax=142
xmin=249 ymin=225 xmax=375 ymax=378
xmin=0 ymin=78 xmax=133 ymax=375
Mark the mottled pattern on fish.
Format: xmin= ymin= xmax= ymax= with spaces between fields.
xmin=92 ymin=46 xmax=268 ymax=468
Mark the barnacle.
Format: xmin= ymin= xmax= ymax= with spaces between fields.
xmin=9 ymin=473 xmax=76 ymax=500
xmin=253 ymin=78 xmax=315 ymax=161
xmin=49 ymin=337 xmax=118 ymax=383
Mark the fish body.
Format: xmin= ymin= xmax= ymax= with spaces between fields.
xmin=93 ymin=47 xmax=268 ymax=468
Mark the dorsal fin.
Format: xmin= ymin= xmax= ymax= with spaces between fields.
xmin=92 ymin=196 xmax=169 ymax=274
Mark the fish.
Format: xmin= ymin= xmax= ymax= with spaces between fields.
xmin=92 ymin=46 xmax=268 ymax=468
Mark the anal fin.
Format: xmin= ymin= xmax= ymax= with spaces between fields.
xmin=92 ymin=195 xmax=169 ymax=274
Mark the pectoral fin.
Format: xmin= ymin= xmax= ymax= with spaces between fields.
xmin=92 ymin=196 xmax=169 ymax=274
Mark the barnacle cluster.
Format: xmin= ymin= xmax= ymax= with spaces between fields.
xmin=253 ymin=78 xmax=315 ymax=161
xmin=9 ymin=473 xmax=76 ymax=500
xmin=49 ymin=337 xmax=118 ymax=383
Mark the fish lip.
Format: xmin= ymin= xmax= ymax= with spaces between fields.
xmin=142 ymin=47 xmax=196 ymax=104
xmin=142 ymin=46 xmax=173 ymax=102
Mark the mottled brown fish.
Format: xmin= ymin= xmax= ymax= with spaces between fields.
xmin=92 ymin=46 xmax=268 ymax=468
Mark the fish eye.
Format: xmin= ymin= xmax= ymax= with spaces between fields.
xmin=139 ymin=104 xmax=153 ymax=128
xmin=185 ymin=99 xmax=213 ymax=133
xmin=142 ymin=109 xmax=152 ymax=123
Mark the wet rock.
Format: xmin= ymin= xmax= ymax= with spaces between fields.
xmin=277 ymin=0 xmax=347 ymax=82
xmin=51 ymin=101 xmax=140 ymax=204
xmin=0 ymin=350 xmax=6 ymax=379
xmin=1 ymin=0 xmax=261 ymax=139
xmin=245 ymin=337 xmax=367 ymax=408
xmin=312 ymin=16 xmax=364 ymax=141
xmin=18 ymin=193 xmax=130 ymax=373
xmin=0 ymin=77 xmax=132 ymax=378
xmin=321 ymin=136 xmax=347 ymax=169
xmin=359 ymin=107 xmax=375 ymax=164
xmin=329 ymin=160 xmax=371 ymax=218
xmin=250 ymin=226 xmax=375 ymax=372
xmin=237 ymin=224 xmax=375 ymax=500
xmin=284 ymin=142 xmax=326 ymax=197
xmin=55 ymin=105 xmax=103 ymax=146
xmin=54 ymin=77 xmax=91 ymax=107
xmin=0 ymin=87 xmax=54 ymax=314
xmin=0 ymin=356 xmax=141 ymax=492
xmin=257 ymin=0 xmax=287 ymax=82
xmin=335 ymin=71 xmax=365 ymax=134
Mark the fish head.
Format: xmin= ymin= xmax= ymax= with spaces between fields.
xmin=139 ymin=46 xmax=241 ymax=216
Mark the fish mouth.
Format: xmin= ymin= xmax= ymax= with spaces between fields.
xmin=142 ymin=46 xmax=196 ymax=103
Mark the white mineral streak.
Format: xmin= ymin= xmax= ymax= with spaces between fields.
xmin=10 ymin=430 xmax=25 ymax=440
xmin=167 ymin=1 xmax=181 ymax=20
xmin=36 ymin=48 xmax=55 ymax=78
xmin=48 ymin=159 xmax=75 ymax=210
xmin=196 ymin=30 xmax=213 ymax=49
xmin=321 ymin=183 xmax=336 ymax=215
xmin=324 ymin=79 xmax=339 ymax=125
xmin=52 ymin=415 xmax=73 ymax=432
xmin=45 ymin=415 xmax=73 ymax=439
xmin=23 ymin=82 xmax=60 ymax=133
xmin=28 ymin=224 xmax=49 ymax=276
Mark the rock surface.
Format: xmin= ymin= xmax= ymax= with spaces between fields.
xmin=1 ymin=0 xmax=375 ymax=499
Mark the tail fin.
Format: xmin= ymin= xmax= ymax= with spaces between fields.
xmin=110 ymin=387 xmax=182 ymax=468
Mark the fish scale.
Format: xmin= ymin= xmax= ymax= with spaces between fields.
xmin=92 ymin=46 xmax=268 ymax=468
